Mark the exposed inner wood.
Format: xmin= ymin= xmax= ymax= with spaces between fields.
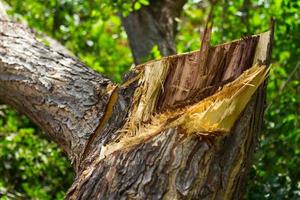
xmin=66 ymin=28 xmax=273 ymax=199
xmin=122 ymin=60 xmax=170 ymax=134
xmin=0 ymin=12 xmax=273 ymax=198
xmin=99 ymin=64 xmax=269 ymax=159
xmin=157 ymin=34 xmax=259 ymax=111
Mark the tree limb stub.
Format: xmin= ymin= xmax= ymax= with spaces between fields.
xmin=99 ymin=64 xmax=269 ymax=160
xmin=67 ymin=28 xmax=273 ymax=199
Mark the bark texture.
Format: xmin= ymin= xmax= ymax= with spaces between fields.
xmin=65 ymin=28 xmax=272 ymax=199
xmin=0 ymin=20 xmax=117 ymax=170
xmin=0 ymin=2 xmax=274 ymax=199
xmin=122 ymin=0 xmax=188 ymax=64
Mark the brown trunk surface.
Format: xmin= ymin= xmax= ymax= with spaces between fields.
xmin=0 ymin=2 xmax=274 ymax=199
xmin=65 ymin=27 xmax=273 ymax=199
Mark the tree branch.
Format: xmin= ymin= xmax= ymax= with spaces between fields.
xmin=0 ymin=20 xmax=117 ymax=169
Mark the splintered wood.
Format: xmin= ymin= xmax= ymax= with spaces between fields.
xmin=99 ymin=30 xmax=272 ymax=160
xmin=100 ymin=63 xmax=269 ymax=159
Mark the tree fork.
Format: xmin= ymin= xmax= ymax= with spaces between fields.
xmin=0 ymin=3 xmax=274 ymax=200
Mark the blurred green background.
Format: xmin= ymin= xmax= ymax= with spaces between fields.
xmin=0 ymin=0 xmax=299 ymax=199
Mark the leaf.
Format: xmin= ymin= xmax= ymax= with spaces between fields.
xmin=134 ymin=2 xmax=141 ymax=10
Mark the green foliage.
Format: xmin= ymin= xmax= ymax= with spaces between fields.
xmin=0 ymin=106 xmax=74 ymax=199
xmin=1 ymin=0 xmax=299 ymax=199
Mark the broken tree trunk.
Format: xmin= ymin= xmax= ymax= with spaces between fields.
xmin=0 ymin=7 xmax=273 ymax=200
xmin=65 ymin=26 xmax=273 ymax=199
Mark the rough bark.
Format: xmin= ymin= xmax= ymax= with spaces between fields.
xmin=64 ymin=28 xmax=273 ymax=199
xmin=0 ymin=20 xmax=117 ymax=170
xmin=122 ymin=0 xmax=188 ymax=64
xmin=0 ymin=1 xmax=274 ymax=199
